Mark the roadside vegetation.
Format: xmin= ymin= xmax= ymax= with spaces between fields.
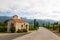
xmin=29 ymin=19 xmax=39 ymax=31
xmin=42 ymin=22 xmax=60 ymax=34
xmin=17 ymin=29 xmax=27 ymax=33
xmin=0 ymin=21 xmax=7 ymax=32
xmin=29 ymin=24 xmax=35 ymax=30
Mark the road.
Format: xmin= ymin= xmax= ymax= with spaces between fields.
xmin=0 ymin=33 xmax=29 ymax=40
xmin=13 ymin=27 xmax=60 ymax=40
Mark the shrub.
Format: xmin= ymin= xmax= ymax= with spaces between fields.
xmin=10 ymin=27 xmax=15 ymax=33
xmin=17 ymin=29 xmax=23 ymax=33
xmin=17 ymin=29 xmax=27 ymax=33
xmin=23 ymin=29 xmax=27 ymax=32
xmin=0 ymin=26 xmax=7 ymax=32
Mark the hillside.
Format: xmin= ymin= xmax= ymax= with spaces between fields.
xmin=0 ymin=16 xmax=58 ymax=25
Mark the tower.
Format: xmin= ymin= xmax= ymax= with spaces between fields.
xmin=12 ymin=15 xmax=18 ymax=19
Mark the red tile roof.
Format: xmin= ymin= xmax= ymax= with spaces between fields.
xmin=13 ymin=19 xmax=25 ymax=23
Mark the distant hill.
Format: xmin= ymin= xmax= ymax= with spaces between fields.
xmin=0 ymin=16 xmax=58 ymax=25
xmin=0 ymin=16 xmax=11 ymax=22
xmin=22 ymin=18 xmax=58 ymax=25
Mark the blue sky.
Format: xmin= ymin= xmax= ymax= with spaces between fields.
xmin=0 ymin=0 xmax=60 ymax=20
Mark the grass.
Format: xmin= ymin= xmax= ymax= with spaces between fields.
xmin=29 ymin=24 xmax=35 ymax=30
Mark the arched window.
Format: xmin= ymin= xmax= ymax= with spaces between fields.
xmin=26 ymin=25 xmax=28 ymax=29
xmin=21 ymin=25 xmax=23 ymax=27
xmin=21 ymin=25 xmax=23 ymax=29
xmin=11 ymin=23 xmax=14 ymax=27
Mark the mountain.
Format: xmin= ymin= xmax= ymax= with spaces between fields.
xmin=0 ymin=16 xmax=58 ymax=25
xmin=37 ymin=19 xmax=57 ymax=25
xmin=22 ymin=18 xmax=57 ymax=25
xmin=0 ymin=16 xmax=11 ymax=22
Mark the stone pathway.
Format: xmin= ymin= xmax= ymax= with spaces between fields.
xmin=13 ymin=27 xmax=60 ymax=40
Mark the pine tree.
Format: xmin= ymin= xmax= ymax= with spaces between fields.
xmin=34 ymin=19 xmax=37 ymax=30
xmin=36 ymin=22 xmax=39 ymax=29
xmin=48 ymin=22 xmax=50 ymax=29
xmin=42 ymin=23 xmax=45 ymax=27
xmin=53 ymin=24 xmax=55 ymax=30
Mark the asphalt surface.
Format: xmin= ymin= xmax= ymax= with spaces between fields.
xmin=0 ymin=33 xmax=29 ymax=40
xmin=14 ymin=27 xmax=60 ymax=40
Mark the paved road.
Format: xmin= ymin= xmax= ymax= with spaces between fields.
xmin=13 ymin=27 xmax=60 ymax=40
xmin=0 ymin=33 xmax=29 ymax=40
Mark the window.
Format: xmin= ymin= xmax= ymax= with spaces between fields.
xmin=26 ymin=25 xmax=28 ymax=29
xmin=21 ymin=25 xmax=23 ymax=29
xmin=11 ymin=23 xmax=14 ymax=27
xmin=21 ymin=25 xmax=23 ymax=27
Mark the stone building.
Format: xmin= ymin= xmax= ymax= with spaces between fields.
xmin=7 ymin=15 xmax=29 ymax=32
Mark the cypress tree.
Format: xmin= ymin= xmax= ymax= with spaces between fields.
xmin=48 ymin=22 xmax=50 ymax=29
xmin=36 ymin=22 xmax=39 ymax=29
xmin=34 ymin=19 xmax=37 ymax=30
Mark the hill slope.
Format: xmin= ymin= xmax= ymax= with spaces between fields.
xmin=0 ymin=16 xmax=58 ymax=25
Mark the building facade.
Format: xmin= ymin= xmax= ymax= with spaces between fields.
xmin=7 ymin=15 xmax=29 ymax=32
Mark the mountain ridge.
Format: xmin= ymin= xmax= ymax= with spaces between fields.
xmin=0 ymin=16 xmax=59 ymax=25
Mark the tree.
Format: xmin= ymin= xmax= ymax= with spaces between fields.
xmin=53 ymin=22 xmax=58 ymax=30
xmin=53 ymin=24 xmax=55 ymax=30
xmin=0 ymin=26 xmax=7 ymax=32
xmin=34 ymin=19 xmax=39 ymax=30
xmin=36 ymin=22 xmax=39 ymax=27
xmin=36 ymin=22 xmax=39 ymax=30
xmin=59 ymin=24 xmax=60 ymax=33
xmin=47 ymin=22 xmax=50 ymax=29
xmin=4 ymin=20 xmax=9 ymax=26
xmin=34 ymin=19 xmax=37 ymax=30
xmin=0 ymin=22 xmax=2 ymax=25
xmin=42 ymin=23 xmax=45 ymax=27
xmin=10 ymin=23 xmax=15 ymax=33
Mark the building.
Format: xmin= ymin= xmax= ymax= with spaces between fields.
xmin=7 ymin=15 xmax=29 ymax=32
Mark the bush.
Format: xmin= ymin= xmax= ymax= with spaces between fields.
xmin=10 ymin=27 xmax=15 ymax=33
xmin=17 ymin=29 xmax=23 ymax=33
xmin=17 ymin=29 xmax=27 ymax=33
xmin=0 ymin=26 xmax=7 ymax=32
xmin=23 ymin=29 xmax=27 ymax=32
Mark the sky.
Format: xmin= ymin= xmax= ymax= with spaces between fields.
xmin=0 ymin=0 xmax=60 ymax=20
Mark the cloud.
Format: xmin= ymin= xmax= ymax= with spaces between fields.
xmin=0 ymin=0 xmax=60 ymax=20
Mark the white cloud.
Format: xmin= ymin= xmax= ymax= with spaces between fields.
xmin=0 ymin=0 xmax=60 ymax=20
